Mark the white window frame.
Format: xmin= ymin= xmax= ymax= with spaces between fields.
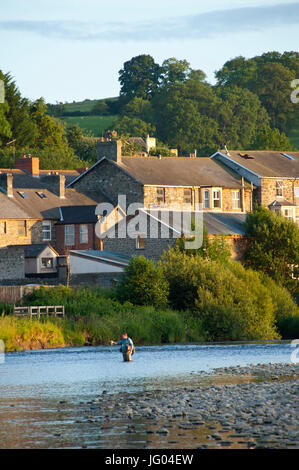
xmin=283 ymin=208 xmax=294 ymax=221
xmin=41 ymin=258 xmax=54 ymax=269
xmin=212 ymin=188 xmax=222 ymax=209
xmin=80 ymin=224 xmax=88 ymax=244
xmin=276 ymin=181 xmax=284 ymax=197
xmin=232 ymin=190 xmax=241 ymax=209
xmin=203 ymin=189 xmax=210 ymax=209
xmin=42 ymin=221 xmax=51 ymax=241
xmin=65 ymin=225 xmax=75 ymax=246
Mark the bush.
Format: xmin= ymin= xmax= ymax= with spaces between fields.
xmin=117 ymin=256 xmax=169 ymax=307
xmin=161 ymin=249 xmax=280 ymax=341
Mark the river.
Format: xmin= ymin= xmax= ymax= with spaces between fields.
xmin=0 ymin=341 xmax=295 ymax=448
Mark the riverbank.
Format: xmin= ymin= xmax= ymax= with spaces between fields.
xmin=74 ymin=362 xmax=299 ymax=449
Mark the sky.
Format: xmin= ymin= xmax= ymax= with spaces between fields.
xmin=1 ymin=0 xmax=299 ymax=103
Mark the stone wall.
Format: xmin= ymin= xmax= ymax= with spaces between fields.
xmin=144 ymin=186 xmax=252 ymax=212
xmin=260 ymin=178 xmax=299 ymax=206
xmin=102 ymin=212 xmax=178 ymax=262
xmin=70 ymin=272 xmax=123 ymax=288
xmin=97 ymin=140 xmax=122 ymax=163
xmin=0 ymin=246 xmax=25 ymax=280
xmin=72 ymin=159 xmax=144 ymax=209
xmin=0 ymin=219 xmax=56 ymax=248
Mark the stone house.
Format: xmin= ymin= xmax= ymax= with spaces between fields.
xmin=99 ymin=208 xmax=247 ymax=262
xmin=69 ymin=140 xmax=253 ymax=213
xmin=211 ymin=150 xmax=299 ymax=225
xmin=0 ymin=157 xmax=105 ymax=255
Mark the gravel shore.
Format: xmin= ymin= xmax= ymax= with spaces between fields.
xmin=78 ymin=362 xmax=299 ymax=449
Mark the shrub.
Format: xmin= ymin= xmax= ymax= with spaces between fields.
xmin=117 ymin=256 xmax=169 ymax=307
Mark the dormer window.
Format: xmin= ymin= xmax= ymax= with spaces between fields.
xmin=276 ymin=181 xmax=284 ymax=197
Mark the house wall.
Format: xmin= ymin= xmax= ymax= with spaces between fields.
xmin=144 ymin=186 xmax=252 ymax=212
xmin=72 ymin=159 xmax=144 ymax=208
xmin=55 ymin=223 xmax=101 ymax=255
xmin=0 ymin=219 xmax=56 ymax=248
xmin=102 ymin=214 xmax=179 ymax=262
xmin=0 ymin=246 xmax=25 ymax=280
xmin=260 ymin=178 xmax=299 ymax=206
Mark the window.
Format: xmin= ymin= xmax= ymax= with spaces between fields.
xmin=212 ymin=189 xmax=222 ymax=209
xmin=232 ymin=190 xmax=241 ymax=209
xmin=136 ymin=236 xmax=145 ymax=250
xmin=17 ymin=220 xmax=27 ymax=237
xmin=294 ymin=187 xmax=299 ymax=198
xmin=204 ymin=189 xmax=210 ymax=209
xmin=41 ymin=258 xmax=54 ymax=269
xmin=65 ymin=225 xmax=75 ymax=246
xmin=156 ymin=188 xmax=165 ymax=204
xmin=17 ymin=191 xmax=28 ymax=198
xmin=42 ymin=221 xmax=51 ymax=241
xmin=36 ymin=192 xmax=47 ymax=199
xmin=80 ymin=224 xmax=88 ymax=244
xmin=0 ymin=221 xmax=7 ymax=234
xmin=283 ymin=208 xmax=294 ymax=221
xmin=276 ymin=181 xmax=284 ymax=197
xmin=183 ymin=189 xmax=192 ymax=205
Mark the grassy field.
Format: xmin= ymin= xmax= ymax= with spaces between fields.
xmin=61 ymin=115 xmax=116 ymax=136
xmin=62 ymin=97 xmax=118 ymax=114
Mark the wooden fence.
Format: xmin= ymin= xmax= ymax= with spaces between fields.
xmin=13 ymin=305 xmax=65 ymax=318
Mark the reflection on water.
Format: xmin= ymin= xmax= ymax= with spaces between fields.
xmin=0 ymin=341 xmax=293 ymax=448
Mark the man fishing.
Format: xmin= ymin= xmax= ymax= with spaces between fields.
xmin=110 ymin=332 xmax=135 ymax=362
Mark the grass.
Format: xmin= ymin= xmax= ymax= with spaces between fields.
xmin=62 ymin=97 xmax=118 ymax=114
xmin=61 ymin=115 xmax=117 ymax=136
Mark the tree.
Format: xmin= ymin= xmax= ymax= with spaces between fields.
xmin=117 ymin=256 xmax=169 ymax=307
xmin=244 ymin=206 xmax=299 ymax=297
xmin=119 ymin=55 xmax=162 ymax=101
xmin=114 ymin=116 xmax=155 ymax=138
xmin=216 ymin=85 xmax=271 ymax=149
xmin=92 ymin=100 xmax=109 ymax=115
xmin=251 ymin=127 xmax=292 ymax=150
xmin=0 ymin=71 xmax=36 ymax=147
xmin=30 ymin=98 xmax=67 ymax=148
xmin=0 ymin=101 xmax=12 ymax=145
xmin=160 ymin=58 xmax=192 ymax=88
xmin=176 ymin=226 xmax=231 ymax=263
xmin=120 ymin=97 xmax=152 ymax=119
xmin=215 ymin=52 xmax=299 ymax=131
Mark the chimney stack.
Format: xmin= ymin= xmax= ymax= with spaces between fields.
xmin=40 ymin=174 xmax=65 ymax=198
xmin=0 ymin=173 xmax=13 ymax=197
xmin=15 ymin=156 xmax=40 ymax=176
xmin=97 ymin=139 xmax=122 ymax=164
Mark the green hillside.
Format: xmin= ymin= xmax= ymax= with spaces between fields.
xmin=61 ymin=115 xmax=116 ymax=136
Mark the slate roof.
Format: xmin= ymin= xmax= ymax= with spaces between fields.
xmin=9 ymin=243 xmax=58 ymax=257
xmin=213 ymin=151 xmax=299 ymax=178
xmin=58 ymin=205 xmax=98 ymax=224
xmin=70 ymin=249 xmax=130 ymax=266
xmin=101 ymin=208 xmax=246 ymax=238
xmin=117 ymin=156 xmax=246 ymax=187
xmin=0 ymin=187 xmax=104 ymax=220
xmin=142 ymin=210 xmax=247 ymax=236
xmin=268 ymin=199 xmax=297 ymax=207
